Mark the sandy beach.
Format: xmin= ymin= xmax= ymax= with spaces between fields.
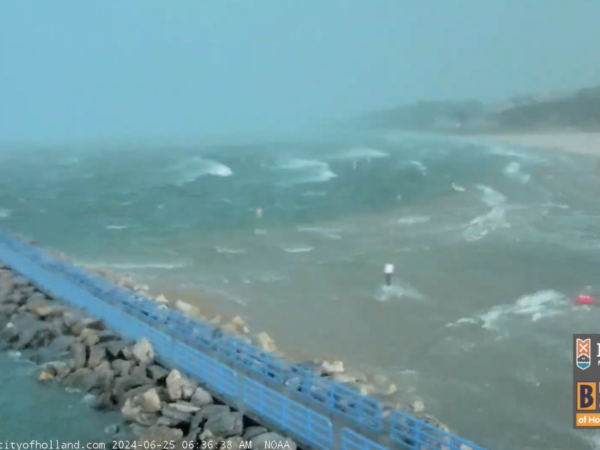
xmin=466 ymin=132 xmax=600 ymax=157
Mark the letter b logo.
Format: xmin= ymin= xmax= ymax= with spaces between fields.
xmin=577 ymin=383 xmax=597 ymax=410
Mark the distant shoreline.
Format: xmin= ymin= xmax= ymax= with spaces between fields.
xmin=457 ymin=131 xmax=600 ymax=158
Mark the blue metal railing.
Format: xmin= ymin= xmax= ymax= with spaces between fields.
xmin=0 ymin=232 xmax=486 ymax=450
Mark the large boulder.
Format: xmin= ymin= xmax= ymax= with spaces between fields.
xmin=132 ymin=338 xmax=154 ymax=364
xmin=203 ymin=412 xmax=243 ymax=438
xmin=174 ymin=300 xmax=200 ymax=317
xmin=165 ymin=369 xmax=183 ymax=401
xmin=87 ymin=345 xmax=107 ymax=369
xmin=189 ymin=386 xmax=213 ymax=407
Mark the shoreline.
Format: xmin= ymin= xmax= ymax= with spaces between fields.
xmin=457 ymin=131 xmax=600 ymax=158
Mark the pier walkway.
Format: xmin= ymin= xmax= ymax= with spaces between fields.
xmin=0 ymin=232 xmax=484 ymax=450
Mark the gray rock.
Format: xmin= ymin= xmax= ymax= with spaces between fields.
xmin=29 ymin=304 xmax=64 ymax=319
xmin=96 ymin=330 xmax=122 ymax=343
xmin=0 ymin=322 xmax=19 ymax=344
xmin=169 ymin=401 xmax=200 ymax=414
xmin=160 ymin=404 xmax=193 ymax=424
xmin=199 ymin=404 xmax=230 ymax=420
xmin=190 ymin=411 xmax=206 ymax=430
xmin=112 ymin=359 xmax=133 ymax=376
xmin=204 ymin=412 xmax=243 ymax=438
xmin=132 ymin=338 xmax=154 ymax=364
xmin=80 ymin=330 xmax=100 ymax=348
xmin=147 ymin=364 xmax=169 ymax=382
xmin=87 ymin=345 xmax=107 ymax=369
xmin=181 ymin=378 xmax=197 ymax=400
xmin=40 ymin=360 xmax=70 ymax=378
xmin=113 ymin=375 xmax=151 ymax=402
xmin=130 ymin=364 xmax=149 ymax=379
xmin=121 ymin=384 xmax=155 ymax=403
xmin=121 ymin=346 xmax=134 ymax=360
xmin=61 ymin=312 xmax=83 ymax=330
xmin=243 ymin=427 xmax=268 ymax=440
xmin=62 ymin=368 xmax=94 ymax=389
xmin=189 ymin=387 xmax=213 ymax=407
xmin=72 ymin=342 xmax=87 ymax=369
xmin=12 ymin=318 xmax=53 ymax=349
xmin=165 ymin=369 xmax=183 ymax=401
xmin=0 ymin=304 xmax=18 ymax=316
xmin=49 ymin=335 xmax=74 ymax=354
xmin=104 ymin=340 xmax=129 ymax=359
xmin=135 ymin=388 xmax=162 ymax=413
xmin=183 ymin=427 xmax=201 ymax=442
xmin=296 ymin=360 xmax=324 ymax=376
xmin=250 ymin=433 xmax=297 ymax=450
xmin=91 ymin=391 xmax=113 ymax=411
xmin=121 ymin=397 xmax=159 ymax=426
xmin=71 ymin=317 xmax=104 ymax=335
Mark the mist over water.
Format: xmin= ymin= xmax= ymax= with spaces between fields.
xmin=2 ymin=131 xmax=600 ymax=449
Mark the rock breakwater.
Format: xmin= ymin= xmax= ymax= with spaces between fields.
xmin=0 ymin=233 xmax=469 ymax=450
xmin=0 ymin=264 xmax=297 ymax=448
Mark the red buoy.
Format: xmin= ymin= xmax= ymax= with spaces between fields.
xmin=576 ymin=294 xmax=595 ymax=305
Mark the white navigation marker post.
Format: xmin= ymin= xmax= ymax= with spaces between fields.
xmin=384 ymin=263 xmax=394 ymax=286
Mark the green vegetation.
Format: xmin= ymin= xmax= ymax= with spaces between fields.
xmin=358 ymin=84 xmax=600 ymax=133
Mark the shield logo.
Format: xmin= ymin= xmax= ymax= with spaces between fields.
xmin=577 ymin=338 xmax=591 ymax=370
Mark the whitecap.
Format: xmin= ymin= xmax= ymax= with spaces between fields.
xmin=448 ymin=290 xmax=571 ymax=331
xmin=374 ymin=283 xmax=424 ymax=302
xmin=488 ymin=144 xmax=543 ymax=162
xmin=452 ymin=183 xmax=465 ymax=192
xmin=410 ymin=161 xmax=428 ymax=175
xmin=339 ymin=147 xmax=389 ymax=160
xmin=105 ymin=225 xmax=129 ymax=230
xmin=504 ymin=161 xmax=531 ymax=184
xmin=0 ymin=208 xmax=12 ymax=219
xmin=463 ymin=185 xmax=509 ymax=241
xmin=7 ymin=350 xmax=22 ymax=360
xmin=274 ymin=158 xmax=336 ymax=186
xmin=396 ymin=216 xmax=430 ymax=226
xmin=169 ymin=156 xmax=233 ymax=186
xmin=215 ymin=247 xmax=247 ymax=255
xmin=281 ymin=246 xmax=314 ymax=253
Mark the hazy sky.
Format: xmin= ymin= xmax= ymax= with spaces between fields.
xmin=1 ymin=1 xmax=599 ymax=143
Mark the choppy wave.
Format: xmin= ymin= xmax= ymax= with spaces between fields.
xmin=105 ymin=225 xmax=129 ymax=230
xmin=504 ymin=162 xmax=531 ymax=184
xmin=375 ymin=282 xmax=424 ymax=302
xmin=338 ymin=147 xmax=389 ymax=160
xmin=447 ymin=290 xmax=572 ymax=330
xmin=396 ymin=215 xmax=430 ymax=226
xmin=170 ymin=157 xmax=233 ymax=186
xmin=463 ymin=185 xmax=509 ymax=241
xmin=215 ymin=247 xmax=247 ymax=254
xmin=281 ymin=245 xmax=314 ymax=253
xmin=274 ymin=158 xmax=336 ymax=185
